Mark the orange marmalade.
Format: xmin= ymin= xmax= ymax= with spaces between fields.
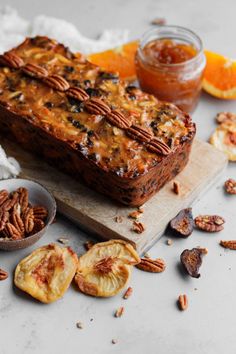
xmin=135 ymin=26 xmax=206 ymax=113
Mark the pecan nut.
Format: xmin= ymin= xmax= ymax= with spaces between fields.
xmin=23 ymin=207 xmax=34 ymax=234
xmin=3 ymin=222 xmax=22 ymax=240
xmin=84 ymin=98 xmax=111 ymax=115
xmin=0 ymin=52 xmax=24 ymax=69
xmin=136 ymin=258 xmax=166 ymax=273
xmin=0 ymin=268 xmax=8 ymax=281
xmin=126 ymin=125 xmax=152 ymax=143
xmin=22 ymin=63 xmax=48 ymax=79
xmin=146 ymin=137 xmax=171 ymax=155
xmin=0 ymin=210 xmax=9 ymax=231
xmin=11 ymin=210 xmax=25 ymax=235
xmin=194 ymin=215 xmax=225 ymax=232
xmin=132 ymin=221 xmax=145 ymax=234
xmin=225 ymin=178 xmax=236 ymax=194
xmin=66 ymin=87 xmax=89 ymax=101
xmin=216 ymin=112 xmax=236 ymax=124
xmin=178 ymin=294 xmax=188 ymax=311
xmin=17 ymin=187 xmax=28 ymax=213
xmin=220 ymin=240 xmax=236 ymax=250
xmin=1 ymin=191 xmax=18 ymax=211
xmin=31 ymin=218 xmax=45 ymax=234
xmin=106 ymin=110 xmax=131 ymax=129
xmin=0 ymin=189 xmax=9 ymax=206
xmin=33 ymin=206 xmax=48 ymax=220
xmin=44 ymin=75 xmax=70 ymax=91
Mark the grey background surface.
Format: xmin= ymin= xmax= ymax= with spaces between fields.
xmin=0 ymin=1 xmax=236 ymax=354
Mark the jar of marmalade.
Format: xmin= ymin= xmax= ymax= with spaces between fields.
xmin=135 ymin=26 xmax=206 ymax=113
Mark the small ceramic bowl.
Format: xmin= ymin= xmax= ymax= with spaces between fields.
xmin=0 ymin=178 xmax=56 ymax=251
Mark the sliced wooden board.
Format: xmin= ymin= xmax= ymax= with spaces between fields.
xmin=1 ymin=138 xmax=227 ymax=254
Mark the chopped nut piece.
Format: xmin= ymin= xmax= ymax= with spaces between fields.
xmin=123 ymin=287 xmax=133 ymax=299
xmin=132 ymin=221 xmax=145 ymax=234
xmin=167 ymin=239 xmax=173 ymax=246
xmin=128 ymin=210 xmax=143 ymax=219
xmin=84 ymin=240 xmax=94 ymax=250
xmin=114 ymin=216 xmax=123 ymax=223
xmin=197 ymin=247 xmax=208 ymax=254
xmin=0 ymin=268 xmax=8 ymax=281
xmin=76 ymin=321 xmax=84 ymax=329
xmin=111 ymin=339 xmax=118 ymax=344
xmin=136 ymin=258 xmax=166 ymax=273
xmin=180 ymin=248 xmax=203 ymax=278
xmin=169 ymin=208 xmax=194 ymax=237
xmin=151 ymin=17 xmax=166 ymax=26
xmin=225 ymin=178 xmax=236 ymax=194
xmin=220 ymin=240 xmax=236 ymax=250
xmin=115 ymin=306 xmax=125 ymax=318
xmin=178 ymin=294 xmax=188 ymax=311
xmin=216 ymin=112 xmax=236 ymax=125
xmin=173 ymin=181 xmax=180 ymax=195
xmin=194 ymin=215 xmax=225 ymax=232
xmin=58 ymin=237 xmax=69 ymax=245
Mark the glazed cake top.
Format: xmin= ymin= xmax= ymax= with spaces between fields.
xmin=0 ymin=36 xmax=195 ymax=178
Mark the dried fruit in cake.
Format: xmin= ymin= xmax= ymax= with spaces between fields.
xmin=169 ymin=208 xmax=194 ymax=237
xmin=210 ymin=122 xmax=236 ymax=161
xmin=14 ymin=243 xmax=78 ymax=303
xmin=180 ymin=248 xmax=203 ymax=278
xmin=87 ymin=41 xmax=138 ymax=81
xmin=194 ymin=215 xmax=225 ymax=232
xmin=74 ymin=240 xmax=140 ymax=297
xmin=224 ymin=178 xmax=236 ymax=194
xmin=203 ymin=51 xmax=236 ymax=99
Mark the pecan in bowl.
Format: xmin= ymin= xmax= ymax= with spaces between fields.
xmin=0 ymin=179 xmax=56 ymax=251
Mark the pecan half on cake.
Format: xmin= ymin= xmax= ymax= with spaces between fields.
xmin=0 ymin=36 xmax=196 ymax=206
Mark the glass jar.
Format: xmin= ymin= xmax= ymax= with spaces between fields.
xmin=135 ymin=26 xmax=206 ymax=113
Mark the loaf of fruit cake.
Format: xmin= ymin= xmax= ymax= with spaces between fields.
xmin=0 ymin=36 xmax=196 ymax=206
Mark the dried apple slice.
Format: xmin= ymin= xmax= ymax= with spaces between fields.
xmin=14 ymin=243 xmax=78 ymax=303
xmin=74 ymin=239 xmax=140 ymax=297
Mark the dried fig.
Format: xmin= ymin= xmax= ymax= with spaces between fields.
xmin=180 ymin=248 xmax=203 ymax=278
xmin=169 ymin=208 xmax=194 ymax=237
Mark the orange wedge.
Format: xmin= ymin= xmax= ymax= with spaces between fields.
xmin=203 ymin=50 xmax=236 ymax=99
xmin=87 ymin=41 xmax=139 ymax=81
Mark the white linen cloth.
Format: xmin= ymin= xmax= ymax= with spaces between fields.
xmin=0 ymin=6 xmax=129 ymax=179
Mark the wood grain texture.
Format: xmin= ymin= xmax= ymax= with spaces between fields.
xmin=1 ymin=138 xmax=227 ymax=254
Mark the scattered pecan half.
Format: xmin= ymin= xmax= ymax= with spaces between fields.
xmin=17 ymin=187 xmax=28 ymax=213
xmin=224 ymin=178 xmax=236 ymax=194
xmin=126 ymin=125 xmax=152 ymax=143
xmin=178 ymin=294 xmax=188 ymax=311
xmin=84 ymin=240 xmax=94 ymax=250
xmin=128 ymin=209 xmax=143 ymax=219
xmin=66 ymin=87 xmax=89 ymax=101
xmin=169 ymin=208 xmax=194 ymax=237
xmin=114 ymin=215 xmax=123 ymax=223
xmin=84 ymin=98 xmax=111 ymax=115
xmin=151 ymin=17 xmax=166 ymax=26
xmin=23 ymin=207 xmax=34 ymax=234
xmin=0 ymin=189 xmax=9 ymax=206
xmin=32 ymin=206 xmax=48 ymax=220
xmin=106 ymin=110 xmax=131 ymax=129
xmin=194 ymin=215 xmax=225 ymax=232
xmin=220 ymin=240 xmax=236 ymax=250
xmin=0 ymin=51 xmax=24 ymax=69
xmin=115 ymin=306 xmax=125 ymax=318
xmin=146 ymin=137 xmax=171 ymax=155
xmin=136 ymin=258 xmax=166 ymax=273
xmin=180 ymin=248 xmax=203 ymax=278
xmin=0 ymin=268 xmax=8 ymax=281
xmin=22 ymin=63 xmax=48 ymax=79
xmin=0 ymin=210 xmax=9 ymax=231
xmin=132 ymin=221 xmax=145 ymax=234
xmin=3 ymin=222 xmax=22 ymax=240
xmin=123 ymin=286 xmax=133 ymax=299
xmin=44 ymin=75 xmax=70 ymax=91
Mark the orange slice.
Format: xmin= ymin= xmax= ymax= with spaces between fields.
xmin=87 ymin=41 xmax=139 ymax=81
xmin=203 ymin=50 xmax=236 ymax=99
